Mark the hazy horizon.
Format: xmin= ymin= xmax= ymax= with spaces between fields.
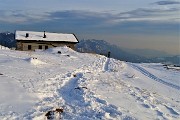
xmin=0 ymin=0 xmax=179 ymax=55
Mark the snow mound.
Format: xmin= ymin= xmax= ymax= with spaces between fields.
xmin=43 ymin=46 xmax=78 ymax=59
xmin=0 ymin=45 xmax=10 ymax=50
xmin=164 ymin=64 xmax=180 ymax=71
xmin=45 ymin=46 xmax=76 ymax=54
xmin=26 ymin=57 xmax=46 ymax=65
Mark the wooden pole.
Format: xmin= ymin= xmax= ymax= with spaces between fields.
xmin=108 ymin=51 xmax=111 ymax=58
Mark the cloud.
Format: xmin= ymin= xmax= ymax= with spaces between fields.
xmin=0 ymin=5 xmax=179 ymax=27
xmin=0 ymin=10 xmax=51 ymax=24
xmin=154 ymin=0 xmax=180 ymax=5
xmin=105 ymin=7 xmax=180 ymax=25
xmin=46 ymin=7 xmax=180 ymax=27
xmin=47 ymin=10 xmax=113 ymax=27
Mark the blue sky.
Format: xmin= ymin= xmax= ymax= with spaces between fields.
xmin=0 ymin=0 xmax=179 ymax=55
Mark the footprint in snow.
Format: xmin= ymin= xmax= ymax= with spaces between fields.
xmin=164 ymin=105 xmax=179 ymax=116
xmin=141 ymin=103 xmax=150 ymax=108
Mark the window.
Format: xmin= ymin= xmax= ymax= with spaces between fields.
xmin=39 ymin=45 xmax=42 ymax=49
xmin=45 ymin=46 xmax=48 ymax=50
xmin=28 ymin=45 xmax=31 ymax=50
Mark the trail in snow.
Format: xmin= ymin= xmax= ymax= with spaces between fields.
xmin=54 ymin=57 xmax=124 ymax=119
xmin=21 ymin=56 xmax=130 ymax=120
xmin=57 ymin=71 xmax=122 ymax=119
xmin=103 ymin=57 xmax=110 ymax=71
xmin=128 ymin=85 xmax=179 ymax=119
xmin=130 ymin=63 xmax=180 ymax=90
xmin=97 ymin=59 xmax=180 ymax=119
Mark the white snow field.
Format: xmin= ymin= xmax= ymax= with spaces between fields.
xmin=0 ymin=46 xmax=179 ymax=120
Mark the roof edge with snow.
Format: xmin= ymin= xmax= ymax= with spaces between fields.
xmin=15 ymin=30 xmax=79 ymax=43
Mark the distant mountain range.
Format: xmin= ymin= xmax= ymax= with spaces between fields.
xmin=0 ymin=32 xmax=16 ymax=48
xmin=152 ymin=56 xmax=180 ymax=66
xmin=75 ymin=39 xmax=149 ymax=63
xmin=0 ymin=32 xmax=179 ymax=65
xmin=122 ymin=48 xmax=171 ymax=58
xmin=76 ymin=39 xmax=180 ymax=65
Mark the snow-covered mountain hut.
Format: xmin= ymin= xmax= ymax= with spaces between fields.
xmin=15 ymin=30 xmax=79 ymax=51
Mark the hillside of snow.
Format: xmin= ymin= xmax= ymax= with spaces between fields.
xmin=0 ymin=47 xmax=179 ymax=120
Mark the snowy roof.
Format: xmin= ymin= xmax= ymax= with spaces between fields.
xmin=15 ymin=30 xmax=79 ymax=43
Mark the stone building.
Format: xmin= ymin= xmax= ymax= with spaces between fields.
xmin=15 ymin=30 xmax=79 ymax=51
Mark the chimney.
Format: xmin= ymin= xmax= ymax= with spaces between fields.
xmin=43 ymin=31 xmax=46 ymax=38
xmin=25 ymin=33 xmax=29 ymax=38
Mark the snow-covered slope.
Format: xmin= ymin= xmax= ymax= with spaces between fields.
xmin=0 ymin=47 xmax=179 ymax=120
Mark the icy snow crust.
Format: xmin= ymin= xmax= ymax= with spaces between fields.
xmin=0 ymin=46 xmax=179 ymax=119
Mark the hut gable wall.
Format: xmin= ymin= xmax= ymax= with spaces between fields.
xmin=16 ymin=41 xmax=75 ymax=51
